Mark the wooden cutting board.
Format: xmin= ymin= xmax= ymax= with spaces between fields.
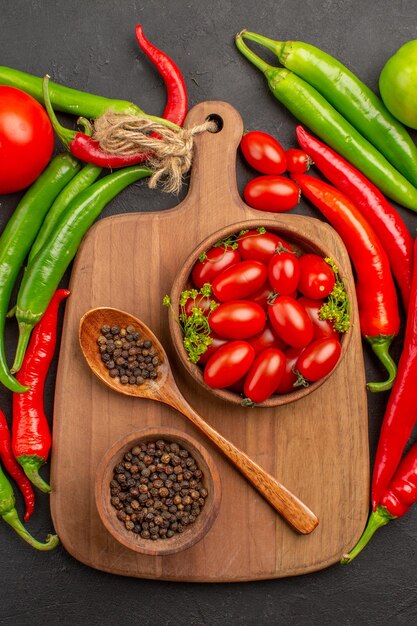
xmin=51 ymin=101 xmax=369 ymax=581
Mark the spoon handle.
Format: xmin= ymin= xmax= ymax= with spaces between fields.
xmin=164 ymin=383 xmax=319 ymax=535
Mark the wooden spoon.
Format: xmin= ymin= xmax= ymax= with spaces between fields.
xmin=79 ymin=306 xmax=319 ymax=535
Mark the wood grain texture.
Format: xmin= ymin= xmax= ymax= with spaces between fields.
xmin=51 ymin=101 xmax=369 ymax=581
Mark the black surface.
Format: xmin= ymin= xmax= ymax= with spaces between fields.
xmin=0 ymin=1 xmax=416 ymax=624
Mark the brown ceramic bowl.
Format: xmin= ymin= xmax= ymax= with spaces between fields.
xmin=95 ymin=426 xmax=221 ymax=556
xmin=169 ymin=219 xmax=353 ymax=408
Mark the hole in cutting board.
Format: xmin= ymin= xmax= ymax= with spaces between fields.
xmin=206 ymin=114 xmax=223 ymax=132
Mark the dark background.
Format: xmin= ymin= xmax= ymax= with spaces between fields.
xmin=0 ymin=0 xmax=416 ymax=624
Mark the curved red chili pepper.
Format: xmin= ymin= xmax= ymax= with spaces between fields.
xmin=12 ymin=289 xmax=70 ymax=493
xmin=0 ymin=408 xmax=35 ymax=521
xmin=293 ymin=174 xmax=400 ymax=392
xmin=295 ymin=125 xmax=413 ymax=310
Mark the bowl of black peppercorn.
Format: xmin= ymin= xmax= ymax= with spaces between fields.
xmin=95 ymin=426 xmax=222 ymax=556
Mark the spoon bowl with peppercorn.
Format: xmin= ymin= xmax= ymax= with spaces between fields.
xmin=79 ymin=306 xmax=319 ymax=535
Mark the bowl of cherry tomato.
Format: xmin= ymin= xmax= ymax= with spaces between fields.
xmin=168 ymin=220 xmax=352 ymax=407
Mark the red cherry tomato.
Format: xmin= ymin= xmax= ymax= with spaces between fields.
xmin=184 ymin=294 xmax=217 ymax=317
xmin=295 ymin=337 xmax=342 ymax=383
xmin=198 ymin=333 xmax=229 ymax=365
xmin=268 ymin=295 xmax=314 ymax=347
xmin=191 ymin=245 xmax=240 ymax=288
xmin=237 ymin=229 xmax=294 ymax=264
xmin=298 ymin=296 xmax=339 ymax=340
xmin=243 ymin=176 xmax=300 ymax=213
xmin=243 ymin=348 xmax=286 ymax=403
xmin=268 ymin=251 xmax=300 ymax=295
xmin=204 ymin=341 xmax=255 ymax=389
xmin=249 ymin=282 xmax=274 ymax=310
xmin=247 ymin=322 xmax=287 ymax=355
xmin=0 ymin=86 xmax=54 ymax=194
xmin=227 ymin=376 xmax=245 ymax=393
xmin=275 ymin=347 xmax=305 ymax=394
xmin=285 ymin=148 xmax=312 ymax=174
xmin=240 ymin=131 xmax=286 ymax=175
xmin=297 ymin=254 xmax=335 ymax=299
xmin=209 ymin=300 xmax=266 ymax=339
xmin=212 ymin=260 xmax=267 ymax=302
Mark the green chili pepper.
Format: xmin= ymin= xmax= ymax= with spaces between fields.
xmin=12 ymin=165 xmax=153 ymax=372
xmin=235 ymin=33 xmax=417 ymax=211
xmin=240 ymin=31 xmax=417 ymax=190
xmin=28 ymin=163 xmax=102 ymax=265
xmin=0 ymin=153 xmax=81 ymax=393
xmin=0 ymin=66 xmax=178 ymax=130
xmin=0 ymin=460 xmax=59 ymax=550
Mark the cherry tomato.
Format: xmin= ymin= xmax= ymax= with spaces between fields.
xmin=275 ymin=347 xmax=305 ymax=394
xmin=237 ymin=229 xmax=294 ymax=264
xmin=227 ymin=376 xmax=245 ymax=393
xmin=295 ymin=337 xmax=342 ymax=383
xmin=249 ymin=282 xmax=274 ymax=310
xmin=268 ymin=295 xmax=314 ymax=347
xmin=240 ymin=131 xmax=286 ymax=175
xmin=247 ymin=322 xmax=287 ymax=355
xmin=268 ymin=251 xmax=300 ymax=295
xmin=0 ymin=86 xmax=54 ymax=194
xmin=184 ymin=294 xmax=217 ymax=317
xmin=297 ymin=254 xmax=335 ymax=299
xmin=209 ymin=300 xmax=266 ymax=339
xmin=212 ymin=260 xmax=267 ymax=302
xmin=243 ymin=348 xmax=286 ymax=403
xmin=298 ymin=296 xmax=339 ymax=340
xmin=198 ymin=333 xmax=229 ymax=365
xmin=243 ymin=175 xmax=300 ymax=213
xmin=285 ymin=148 xmax=312 ymax=174
xmin=191 ymin=245 xmax=240 ymax=288
xmin=204 ymin=341 xmax=255 ymax=389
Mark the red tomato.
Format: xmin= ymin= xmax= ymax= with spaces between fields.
xmin=0 ymin=86 xmax=54 ymax=194
xmin=184 ymin=294 xmax=217 ymax=317
xmin=297 ymin=254 xmax=335 ymax=299
xmin=227 ymin=376 xmax=245 ymax=393
xmin=295 ymin=337 xmax=342 ymax=383
xmin=237 ymin=229 xmax=294 ymax=264
xmin=298 ymin=296 xmax=339 ymax=340
xmin=275 ymin=347 xmax=305 ymax=394
xmin=285 ymin=148 xmax=312 ymax=174
xmin=268 ymin=295 xmax=314 ymax=347
xmin=249 ymin=282 xmax=274 ymax=310
xmin=268 ymin=251 xmax=300 ymax=295
xmin=247 ymin=322 xmax=287 ymax=355
xmin=244 ymin=176 xmax=300 ymax=213
xmin=204 ymin=341 xmax=255 ymax=388
xmin=197 ymin=333 xmax=229 ymax=365
xmin=240 ymin=131 xmax=286 ymax=175
xmin=209 ymin=300 xmax=266 ymax=339
xmin=191 ymin=245 xmax=240 ymax=288
xmin=243 ymin=348 xmax=286 ymax=403
xmin=212 ymin=260 xmax=267 ymax=302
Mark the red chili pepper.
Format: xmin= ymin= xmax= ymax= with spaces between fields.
xmin=293 ymin=174 xmax=400 ymax=392
xmin=341 ymin=439 xmax=417 ymax=563
xmin=0 ymin=408 xmax=35 ymax=521
xmin=296 ymin=125 xmax=413 ymax=310
xmin=45 ymin=26 xmax=188 ymax=167
xmin=371 ymin=236 xmax=417 ymax=509
xmin=12 ymin=289 xmax=70 ymax=493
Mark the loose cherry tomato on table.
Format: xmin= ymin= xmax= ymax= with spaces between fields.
xmin=295 ymin=337 xmax=342 ymax=384
xmin=209 ymin=300 xmax=266 ymax=339
xmin=237 ymin=229 xmax=293 ymax=264
xmin=191 ymin=245 xmax=241 ymax=288
xmin=212 ymin=260 xmax=267 ymax=302
xmin=244 ymin=175 xmax=300 ymax=213
xmin=204 ymin=341 xmax=255 ymax=389
xmin=268 ymin=250 xmax=300 ymax=295
xmin=268 ymin=295 xmax=314 ymax=347
xmin=243 ymin=348 xmax=286 ymax=403
xmin=297 ymin=254 xmax=335 ymax=299
xmin=0 ymin=86 xmax=54 ymax=194
xmin=298 ymin=296 xmax=339 ymax=340
xmin=275 ymin=347 xmax=305 ymax=394
xmin=285 ymin=148 xmax=312 ymax=175
xmin=240 ymin=130 xmax=287 ymax=175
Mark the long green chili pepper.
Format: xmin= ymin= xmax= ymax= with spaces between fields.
xmin=28 ymin=163 xmax=102 ymax=265
xmin=240 ymin=30 xmax=417 ymax=190
xmin=0 ymin=66 xmax=178 ymax=130
xmin=0 ymin=153 xmax=81 ymax=393
xmin=235 ymin=33 xmax=417 ymax=211
xmin=12 ymin=165 xmax=153 ymax=372
xmin=0 ymin=459 xmax=59 ymax=550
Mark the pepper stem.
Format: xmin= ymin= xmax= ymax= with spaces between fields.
xmin=11 ymin=322 xmax=34 ymax=374
xmin=340 ymin=506 xmax=394 ymax=564
xmin=2 ymin=508 xmax=59 ymax=550
xmin=42 ymin=75 xmax=76 ymax=149
xmin=235 ymin=31 xmax=276 ymax=74
xmin=18 ymin=455 xmax=50 ymax=493
xmin=366 ymin=334 xmax=397 ymax=392
xmin=241 ymin=30 xmax=286 ymax=61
